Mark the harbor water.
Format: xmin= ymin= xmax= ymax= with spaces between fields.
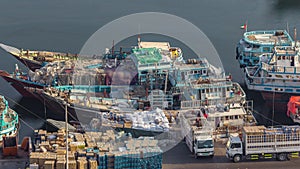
xmin=0 ymin=0 xmax=300 ymax=143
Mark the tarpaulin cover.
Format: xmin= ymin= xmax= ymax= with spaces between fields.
xmin=287 ymin=96 xmax=300 ymax=116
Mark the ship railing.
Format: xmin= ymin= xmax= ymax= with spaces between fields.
xmin=180 ymin=98 xmax=226 ymax=109
xmin=244 ymin=30 xmax=277 ymax=36
xmin=185 ymin=81 xmax=232 ymax=89
xmin=226 ymin=95 xmax=245 ymax=105
xmin=244 ymin=30 xmax=292 ymax=45
xmin=242 ymin=48 xmax=267 ymax=54
xmin=249 ymin=76 xmax=263 ymax=85
xmin=138 ymin=62 xmax=172 ymax=70
xmin=261 ymin=62 xmax=300 ymax=74
xmin=247 ymin=75 xmax=284 ymax=85
xmin=54 ymin=85 xmax=111 ymax=92
xmin=244 ymin=100 xmax=254 ymax=114
xmin=274 ymin=46 xmax=297 ymax=55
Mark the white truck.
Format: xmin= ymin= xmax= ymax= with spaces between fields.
xmin=226 ymin=125 xmax=300 ymax=163
xmin=180 ymin=111 xmax=214 ymax=158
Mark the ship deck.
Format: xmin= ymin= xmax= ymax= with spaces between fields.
xmin=244 ymin=30 xmax=292 ymax=45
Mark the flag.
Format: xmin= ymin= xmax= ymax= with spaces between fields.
xmin=240 ymin=24 xmax=247 ymax=30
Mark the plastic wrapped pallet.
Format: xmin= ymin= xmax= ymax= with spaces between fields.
xmin=29 ymin=152 xmax=40 ymax=164
xmin=56 ymin=154 xmax=65 ymax=161
xmin=68 ymin=151 xmax=76 ymax=160
xmin=76 ymin=159 xmax=87 ymax=169
xmin=29 ymin=163 xmax=39 ymax=169
xmin=97 ymin=152 xmax=106 ymax=169
xmin=69 ymin=144 xmax=77 ymax=152
xmin=106 ymin=153 xmax=115 ymax=169
xmin=56 ymin=161 xmax=66 ymax=169
xmin=77 ymin=150 xmax=86 ymax=157
xmin=44 ymin=161 xmax=55 ymax=169
xmin=68 ymin=160 xmax=77 ymax=169
xmin=56 ymin=148 xmax=67 ymax=155
xmin=38 ymin=153 xmax=46 ymax=169
xmin=45 ymin=153 xmax=56 ymax=162
xmin=88 ymin=159 xmax=98 ymax=169
xmin=86 ymin=152 xmax=96 ymax=160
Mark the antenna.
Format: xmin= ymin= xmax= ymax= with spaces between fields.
xmin=286 ymin=21 xmax=289 ymax=34
xmin=138 ymin=34 xmax=141 ymax=47
xmin=294 ymin=27 xmax=297 ymax=41
xmin=112 ymin=40 xmax=114 ymax=56
xmin=294 ymin=27 xmax=297 ymax=48
xmin=138 ymin=24 xmax=141 ymax=48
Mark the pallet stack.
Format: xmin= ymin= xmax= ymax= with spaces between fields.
xmin=88 ymin=159 xmax=98 ymax=169
xmin=44 ymin=161 xmax=55 ymax=169
xmin=31 ymin=129 xmax=163 ymax=169
xmin=56 ymin=160 xmax=66 ymax=169
xmin=97 ymin=152 xmax=107 ymax=169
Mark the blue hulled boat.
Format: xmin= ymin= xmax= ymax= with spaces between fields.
xmin=236 ymin=30 xmax=294 ymax=68
xmin=0 ymin=95 xmax=19 ymax=141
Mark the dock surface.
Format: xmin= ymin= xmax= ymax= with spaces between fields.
xmin=0 ymin=147 xmax=28 ymax=169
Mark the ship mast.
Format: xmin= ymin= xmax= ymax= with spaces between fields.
xmin=294 ymin=27 xmax=297 ymax=48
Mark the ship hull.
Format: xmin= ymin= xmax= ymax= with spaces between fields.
xmin=261 ymin=91 xmax=297 ymax=112
xmin=12 ymin=54 xmax=42 ymax=71
xmin=0 ymin=96 xmax=19 ymax=141
xmin=25 ymin=88 xmax=167 ymax=137
xmin=38 ymin=91 xmax=107 ymax=124
xmin=0 ymin=75 xmax=45 ymax=98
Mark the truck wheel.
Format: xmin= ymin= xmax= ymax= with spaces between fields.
xmin=210 ymin=154 xmax=214 ymax=158
xmin=233 ymin=154 xmax=242 ymax=163
xmin=277 ymin=153 xmax=287 ymax=161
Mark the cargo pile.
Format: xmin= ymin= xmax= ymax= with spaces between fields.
xmin=26 ymin=59 xmax=105 ymax=86
xmin=30 ymin=128 xmax=162 ymax=169
xmin=102 ymin=108 xmax=170 ymax=133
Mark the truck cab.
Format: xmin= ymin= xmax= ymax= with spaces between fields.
xmin=193 ymin=135 xmax=214 ymax=158
xmin=226 ymin=135 xmax=243 ymax=162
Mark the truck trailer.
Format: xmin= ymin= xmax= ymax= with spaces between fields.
xmin=226 ymin=125 xmax=300 ymax=162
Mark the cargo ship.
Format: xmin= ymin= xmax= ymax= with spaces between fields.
xmin=236 ymin=30 xmax=294 ymax=68
xmin=0 ymin=43 xmax=130 ymax=71
xmin=0 ymin=43 xmax=79 ymax=71
xmin=0 ymin=95 xmax=19 ymax=141
xmin=244 ymin=45 xmax=300 ymax=110
xmin=236 ymin=28 xmax=300 ymax=112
